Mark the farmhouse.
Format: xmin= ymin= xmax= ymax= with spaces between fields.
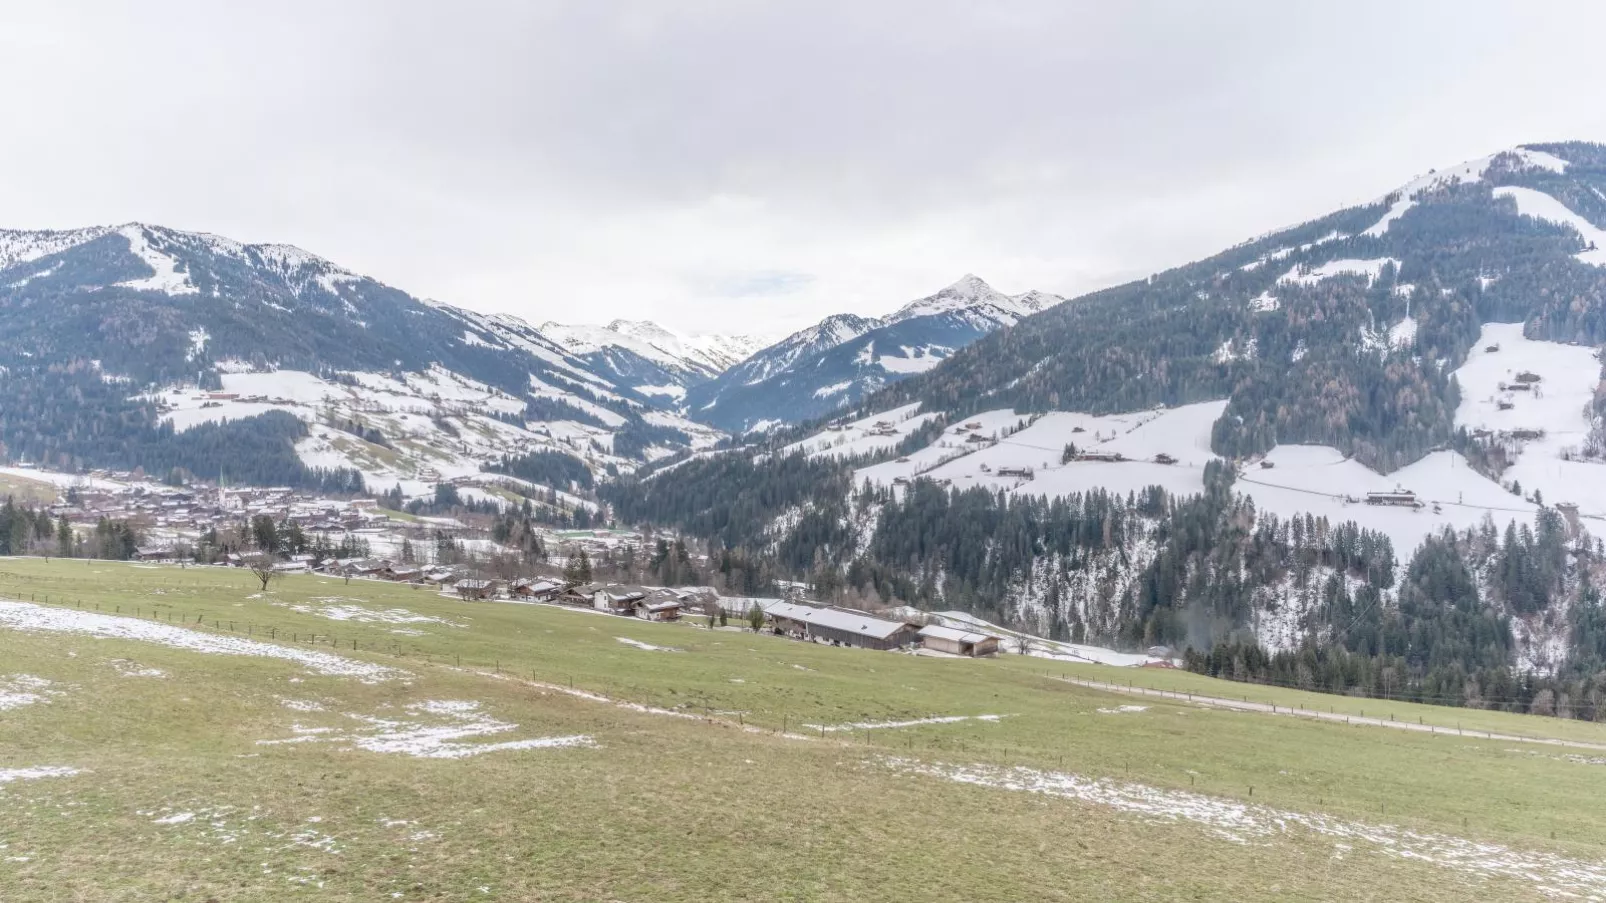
xmin=455 ymin=579 xmax=498 ymax=600
xmin=996 ymin=466 xmax=1034 ymax=479
xmin=917 ymin=624 xmax=1000 ymax=657
xmin=767 ymin=603 xmax=917 ymax=650
xmin=592 ymin=585 xmax=647 ymax=614
xmin=1365 ymin=488 xmax=1422 ymax=508
xmin=510 ymin=578 xmax=563 ymax=601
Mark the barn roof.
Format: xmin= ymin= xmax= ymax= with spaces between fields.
xmin=918 ymin=624 xmax=995 ymax=645
xmin=768 ymin=603 xmax=910 ymax=640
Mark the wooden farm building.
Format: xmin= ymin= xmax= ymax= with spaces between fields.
xmin=917 ymin=624 xmax=1000 ymax=657
xmin=454 ymin=579 xmax=498 ymax=600
xmin=766 ymin=603 xmax=917 ymax=650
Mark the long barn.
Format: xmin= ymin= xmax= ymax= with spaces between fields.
xmin=767 ymin=603 xmax=917 ymax=650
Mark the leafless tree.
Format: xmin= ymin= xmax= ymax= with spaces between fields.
xmin=248 ymin=553 xmax=279 ymax=593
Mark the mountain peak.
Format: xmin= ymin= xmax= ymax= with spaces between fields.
xmin=945 ymin=273 xmax=994 ymax=296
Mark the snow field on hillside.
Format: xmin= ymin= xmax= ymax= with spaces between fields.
xmin=781 ymin=402 xmax=938 ymax=460
xmin=917 ymin=402 xmax=1226 ymax=499
xmin=142 ymin=363 xmax=631 ymax=500
xmin=1359 ymin=146 xmax=1566 ymax=238
xmin=1494 ymin=186 xmax=1606 ymax=267
xmin=1453 ymin=323 xmax=1606 ymax=515
xmin=1278 ymin=257 xmax=1399 ymax=286
xmin=853 ymin=408 xmax=1027 ymax=485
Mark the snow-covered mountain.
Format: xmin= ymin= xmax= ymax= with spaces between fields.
xmin=684 ymin=275 xmax=1062 ymax=433
xmin=0 ymin=222 xmax=724 ymax=498
xmin=540 ymin=319 xmax=773 ymax=399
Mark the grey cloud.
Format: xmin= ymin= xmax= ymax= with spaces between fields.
xmin=0 ymin=1 xmax=1603 ymax=333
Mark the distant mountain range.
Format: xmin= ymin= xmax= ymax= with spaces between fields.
xmin=684 ymin=275 xmax=1064 ymax=432
xmin=0 ymin=221 xmax=1060 ymax=492
xmin=538 ymin=319 xmax=774 ymax=400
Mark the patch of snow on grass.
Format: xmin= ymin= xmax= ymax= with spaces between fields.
xmin=259 ymin=699 xmax=596 ymax=759
xmin=806 ymin=714 xmax=1009 ymax=732
xmin=615 ymin=637 xmax=682 ymax=652
xmin=0 ymin=674 xmax=59 ymax=710
xmin=1096 ymin=705 xmax=1149 ymax=714
xmin=886 ymin=756 xmax=1606 ymax=899
xmin=0 ymin=599 xmax=407 ymax=683
xmin=109 ymin=659 xmax=166 ymax=678
xmin=285 ymin=599 xmax=463 ymax=628
xmin=0 ymin=766 xmax=79 ymax=784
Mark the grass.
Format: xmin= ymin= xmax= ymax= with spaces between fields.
xmin=0 ymin=473 xmax=60 ymax=505
xmin=0 ymin=557 xmax=1602 ymax=900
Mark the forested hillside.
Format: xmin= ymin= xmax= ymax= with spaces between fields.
xmin=874 ymin=146 xmax=1606 ymax=472
xmin=0 ymin=224 xmax=709 ymax=488
xmin=602 ymin=143 xmax=1606 ymax=716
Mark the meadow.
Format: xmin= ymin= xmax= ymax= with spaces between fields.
xmin=0 ymin=558 xmax=1603 ymax=901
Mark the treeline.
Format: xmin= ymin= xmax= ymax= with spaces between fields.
xmin=486 ymin=450 xmax=594 ymax=491
xmin=0 ymin=366 xmax=363 ymax=493
xmin=600 ymin=451 xmax=855 ymax=551
xmin=0 ymin=499 xmax=140 ymax=560
xmin=1188 ymin=510 xmax=1606 ymax=720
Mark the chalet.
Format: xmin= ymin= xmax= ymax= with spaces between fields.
xmin=996 ymin=466 xmax=1034 ymax=479
xmin=1072 ymin=451 xmax=1125 ymax=463
xmin=766 ymin=603 xmax=916 ymax=650
xmin=593 ymin=585 xmax=647 ymax=615
xmin=892 ymin=476 xmax=910 ymax=486
xmin=1514 ymin=371 xmax=1543 ymax=384
xmin=1485 ymin=344 xmax=1501 ymax=352
xmin=1365 ymin=488 xmax=1422 ymax=508
xmin=963 ymin=422 xmax=981 ymax=430
xmin=634 ymin=592 xmax=683 ymax=621
xmin=1501 ymin=382 xmax=1532 ymax=392
xmin=455 ymin=579 xmax=498 ymax=600
xmin=383 ymin=565 xmax=423 ymax=583
xmin=917 ymin=624 xmax=999 ymax=657
xmin=272 ymin=560 xmax=311 ymax=574
xmin=1506 ymin=428 xmax=1545 ymax=441
xmin=1153 ymin=453 xmax=1177 ymax=465
xmin=510 ymin=578 xmax=563 ymax=601
xmin=135 ymin=546 xmax=174 ymax=562
xmin=965 ymin=433 xmax=990 ymax=443
xmin=1259 ymin=460 xmax=1275 ymax=469
xmin=1497 ymin=400 xmax=1515 ymax=410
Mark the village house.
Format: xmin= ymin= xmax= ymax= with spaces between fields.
xmin=455 ymin=578 xmax=499 ymax=601
xmin=917 ymin=624 xmax=1000 ymax=657
xmin=510 ymin=578 xmax=563 ymax=601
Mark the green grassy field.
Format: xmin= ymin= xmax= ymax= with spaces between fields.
xmin=0 ymin=558 xmax=1603 ymax=901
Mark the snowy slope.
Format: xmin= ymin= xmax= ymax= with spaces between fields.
xmin=1453 ymin=322 xmax=1606 ymax=515
xmin=1493 ymin=186 xmax=1606 ymax=266
xmin=540 ymin=319 xmax=774 ymax=386
xmin=686 ymin=275 xmax=1064 ymax=434
xmin=1360 ymin=146 xmax=1569 ymax=237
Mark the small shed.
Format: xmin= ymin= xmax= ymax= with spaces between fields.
xmin=917 ymin=624 xmax=1000 ymax=657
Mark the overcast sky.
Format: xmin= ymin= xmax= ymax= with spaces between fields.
xmin=2 ymin=1 xmax=1604 ymax=337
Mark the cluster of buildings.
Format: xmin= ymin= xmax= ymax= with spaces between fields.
xmin=50 ymin=482 xmax=397 ymax=538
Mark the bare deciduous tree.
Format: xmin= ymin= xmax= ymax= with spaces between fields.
xmin=249 ymin=553 xmax=279 ymax=593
